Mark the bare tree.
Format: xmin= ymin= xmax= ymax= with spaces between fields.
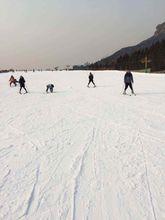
xmin=66 ymin=65 xmax=70 ymax=71
xmin=54 ymin=66 xmax=59 ymax=71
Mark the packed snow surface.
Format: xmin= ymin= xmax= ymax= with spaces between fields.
xmin=0 ymin=70 xmax=165 ymax=220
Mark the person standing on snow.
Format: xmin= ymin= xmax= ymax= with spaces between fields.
xmin=87 ymin=72 xmax=96 ymax=87
xmin=123 ymin=71 xmax=135 ymax=95
xmin=19 ymin=76 xmax=28 ymax=94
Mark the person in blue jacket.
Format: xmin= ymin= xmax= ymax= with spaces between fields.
xmin=123 ymin=71 xmax=135 ymax=94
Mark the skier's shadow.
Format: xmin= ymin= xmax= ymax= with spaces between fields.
xmin=54 ymin=91 xmax=69 ymax=93
xmin=96 ymin=85 xmax=112 ymax=88
xmin=29 ymin=90 xmax=69 ymax=94
xmin=137 ymin=92 xmax=165 ymax=95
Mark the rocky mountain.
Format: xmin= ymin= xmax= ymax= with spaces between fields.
xmin=155 ymin=22 xmax=165 ymax=36
xmin=95 ymin=22 xmax=165 ymax=67
xmin=73 ymin=22 xmax=165 ymax=72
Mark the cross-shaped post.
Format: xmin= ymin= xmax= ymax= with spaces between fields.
xmin=141 ymin=55 xmax=151 ymax=73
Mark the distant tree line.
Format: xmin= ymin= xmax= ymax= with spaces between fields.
xmin=0 ymin=69 xmax=14 ymax=73
xmin=114 ymin=40 xmax=165 ymax=72
xmin=74 ymin=40 xmax=165 ymax=72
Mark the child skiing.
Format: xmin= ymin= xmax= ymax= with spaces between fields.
xmin=19 ymin=76 xmax=28 ymax=94
xmin=46 ymin=84 xmax=54 ymax=93
xmin=87 ymin=72 xmax=96 ymax=88
xmin=9 ymin=75 xmax=17 ymax=87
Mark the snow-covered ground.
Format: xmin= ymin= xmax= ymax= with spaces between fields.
xmin=0 ymin=70 xmax=165 ymax=220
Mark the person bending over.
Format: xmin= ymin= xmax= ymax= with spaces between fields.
xmin=46 ymin=84 xmax=54 ymax=93
xmin=9 ymin=75 xmax=17 ymax=87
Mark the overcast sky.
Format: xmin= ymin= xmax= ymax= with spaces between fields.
xmin=0 ymin=0 xmax=164 ymax=69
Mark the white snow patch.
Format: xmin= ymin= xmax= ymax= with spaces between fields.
xmin=0 ymin=70 xmax=165 ymax=220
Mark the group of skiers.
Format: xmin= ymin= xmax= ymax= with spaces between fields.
xmin=9 ymin=75 xmax=28 ymax=94
xmin=9 ymin=71 xmax=135 ymax=95
xmin=87 ymin=71 xmax=135 ymax=95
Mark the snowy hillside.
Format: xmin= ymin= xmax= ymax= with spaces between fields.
xmin=0 ymin=70 xmax=165 ymax=220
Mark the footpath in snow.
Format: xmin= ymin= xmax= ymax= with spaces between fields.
xmin=0 ymin=70 xmax=165 ymax=220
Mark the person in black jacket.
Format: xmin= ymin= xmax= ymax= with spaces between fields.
xmin=19 ymin=76 xmax=28 ymax=94
xmin=123 ymin=71 xmax=135 ymax=94
xmin=87 ymin=72 xmax=96 ymax=87
xmin=46 ymin=84 xmax=54 ymax=93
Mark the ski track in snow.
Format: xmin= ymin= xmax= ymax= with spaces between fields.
xmin=0 ymin=70 xmax=165 ymax=220
xmin=138 ymin=131 xmax=157 ymax=220
xmin=23 ymin=165 xmax=40 ymax=217
xmin=72 ymin=128 xmax=96 ymax=220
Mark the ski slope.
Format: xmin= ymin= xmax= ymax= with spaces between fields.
xmin=0 ymin=70 xmax=165 ymax=220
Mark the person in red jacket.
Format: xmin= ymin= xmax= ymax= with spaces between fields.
xmin=9 ymin=75 xmax=17 ymax=87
